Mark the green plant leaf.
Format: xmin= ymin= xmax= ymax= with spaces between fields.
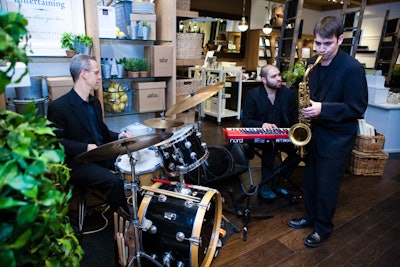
xmin=7 ymin=173 xmax=40 ymax=192
xmin=11 ymin=228 xmax=31 ymax=249
xmin=0 ymin=250 xmax=15 ymax=267
xmin=16 ymin=203 xmax=39 ymax=226
xmin=0 ymin=222 xmax=14 ymax=242
xmin=0 ymin=196 xmax=26 ymax=209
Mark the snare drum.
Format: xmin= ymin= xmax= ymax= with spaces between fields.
xmin=155 ymin=124 xmax=208 ymax=174
xmin=116 ymin=148 xmax=163 ymax=187
xmin=138 ymin=182 xmax=222 ymax=267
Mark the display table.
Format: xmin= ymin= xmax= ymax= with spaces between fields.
xmin=364 ymin=103 xmax=400 ymax=153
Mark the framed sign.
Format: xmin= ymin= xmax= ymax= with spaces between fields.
xmin=1 ymin=0 xmax=85 ymax=56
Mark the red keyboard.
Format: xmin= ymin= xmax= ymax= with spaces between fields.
xmin=223 ymin=127 xmax=291 ymax=144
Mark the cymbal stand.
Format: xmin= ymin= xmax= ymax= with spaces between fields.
xmin=124 ymin=147 xmax=162 ymax=267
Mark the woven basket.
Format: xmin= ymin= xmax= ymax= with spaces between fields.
xmin=354 ymin=133 xmax=385 ymax=153
xmin=348 ymin=149 xmax=389 ymax=176
xmin=177 ymin=0 xmax=190 ymax=11
xmin=176 ymin=33 xmax=203 ymax=60
xmin=176 ymin=78 xmax=203 ymax=96
xmin=176 ymin=108 xmax=196 ymax=124
xmin=176 ymin=95 xmax=196 ymax=124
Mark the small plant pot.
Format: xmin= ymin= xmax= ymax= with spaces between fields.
xmin=128 ymin=71 xmax=139 ymax=78
xmin=66 ymin=50 xmax=76 ymax=57
xmin=142 ymin=26 xmax=150 ymax=40
xmin=139 ymin=71 xmax=148 ymax=77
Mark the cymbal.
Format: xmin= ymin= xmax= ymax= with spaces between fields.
xmin=75 ymin=132 xmax=172 ymax=162
xmin=143 ymin=117 xmax=185 ymax=129
xmin=165 ymin=82 xmax=224 ymax=116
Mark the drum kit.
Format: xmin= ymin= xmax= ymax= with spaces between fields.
xmin=75 ymin=83 xmax=225 ymax=267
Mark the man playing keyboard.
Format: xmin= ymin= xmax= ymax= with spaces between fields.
xmin=241 ymin=64 xmax=299 ymax=199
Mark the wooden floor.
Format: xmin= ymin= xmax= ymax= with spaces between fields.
xmin=79 ymin=116 xmax=400 ymax=267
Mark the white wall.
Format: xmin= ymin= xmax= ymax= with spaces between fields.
xmin=250 ymin=1 xmax=400 ymax=68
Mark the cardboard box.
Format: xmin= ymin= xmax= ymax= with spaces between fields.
xmin=131 ymin=81 xmax=166 ymax=90
xmin=132 ymin=81 xmax=165 ymax=112
xmin=144 ymin=46 xmax=173 ymax=77
xmin=98 ymin=7 xmax=117 ymax=38
xmin=46 ymin=77 xmax=73 ymax=101
xmin=130 ymin=13 xmax=156 ymax=40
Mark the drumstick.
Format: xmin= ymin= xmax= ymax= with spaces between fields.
xmin=113 ymin=212 xmax=118 ymax=240
xmin=141 ymin=185 xmax=201 ymax=202
xmin=152 ymin=178 xmax=218 ymax=193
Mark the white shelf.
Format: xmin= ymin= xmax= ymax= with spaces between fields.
xmin=188 ymin=67 xmax=242 ymax=123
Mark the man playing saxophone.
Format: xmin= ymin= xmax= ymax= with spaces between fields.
xmin=287 ymin=16 xmax=368 ymax=248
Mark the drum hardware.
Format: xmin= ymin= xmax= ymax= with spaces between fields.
xmin=176 ymin=232 xmax=202 ymax=246
xmin=123 ymin=148 xmax=163 ymax=267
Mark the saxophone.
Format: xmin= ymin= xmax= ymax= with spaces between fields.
xmin=289 ymin=55 xmax=323 ymax=158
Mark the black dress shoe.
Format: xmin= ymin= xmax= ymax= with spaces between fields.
xmin=287 ymin=217 xmax=313 ymax=229
xmin=304 ymin=232 xmax=328 ymax=248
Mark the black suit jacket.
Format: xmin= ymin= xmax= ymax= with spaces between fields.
xmin=307 ymin=50 xmax=368 ymax=158
xmin=47 ymin=89 xmax=118 ymax=165
xmin=241 ymin=84 xmax=298 ymax=128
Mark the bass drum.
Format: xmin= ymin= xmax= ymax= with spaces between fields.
xmin=138 ymin=183 xmax=222 ymax=267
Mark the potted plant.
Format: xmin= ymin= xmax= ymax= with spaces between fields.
xmin=137 ymin=57 xmax=149 ymax=77
xmin=124 ymin=58 xmax=139 ymax=78
xmin=60 ymin=32 xmax=76 ymax=57
xmin=75 ymin=34 xmax=93 ymax=55
xmin=0 ymin=11 xmax=84 ymax=266
xmin=116 ymin=57 xmax=128 ymax=78
xmin=282 ymin=60 xmax=306 ymax=88
xmin=141 ymin=21 xmax=151 ymax=40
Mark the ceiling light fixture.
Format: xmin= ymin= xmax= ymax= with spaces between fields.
xmin=238 ymin=0 xmax=249 ymax=32
xmin=263 ymin=1 xmax=273 ymax=34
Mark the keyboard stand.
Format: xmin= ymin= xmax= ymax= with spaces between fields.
xmin=226 ymin=154 xmax=302 ymax=241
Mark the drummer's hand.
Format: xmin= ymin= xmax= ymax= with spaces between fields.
xmin=118 ymin=131 xmax=132 ymax=140
xmin=87 ymin=144 xmax=97 ymax=151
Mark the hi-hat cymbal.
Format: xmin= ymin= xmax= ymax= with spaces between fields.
xmin=165 ymin=82 xmax=224 ymax=116
xmin=143 ymin=117 xmax=184 ymax=129
xmin=75 ymin=132 xmax=172 ymax=162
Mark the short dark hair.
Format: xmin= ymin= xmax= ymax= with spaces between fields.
xmin=70 ymin=54 xmax=95 ymax=82
xmin=313 ymin=16 xmax=344 ymax=39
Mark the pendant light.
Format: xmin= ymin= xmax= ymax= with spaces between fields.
xmin=238 ymin=0 xmax=249 ymax=32
xmin=263 ymin=1 xmax=273 ymax=34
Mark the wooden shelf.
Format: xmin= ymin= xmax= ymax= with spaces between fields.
xmin=176 ymin=10 xmax=199 ymax=18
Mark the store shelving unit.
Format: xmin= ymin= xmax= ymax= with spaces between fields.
xmin=188 ymin=67 xmax=242 ymax=124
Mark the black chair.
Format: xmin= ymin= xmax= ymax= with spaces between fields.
xmin=73 ymin=186 xmax=110 ymax=238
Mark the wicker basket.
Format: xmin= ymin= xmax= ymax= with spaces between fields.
xmin=177 ymin=0 xmax=190 ymax=11
xmin=354 ymin=133 xmax=385 ymax=153
xmin=176 ymin=78 xmax=203 ymax=96
xmin=348 ymin=149 xmax=389 ymax=176
xmin=176 ymin=33 xmax=203 ymax=60
xmin=176 ymin=108 xmax=196 ymax=124
xmin=176 ymin=95 xmax=196 ymax=124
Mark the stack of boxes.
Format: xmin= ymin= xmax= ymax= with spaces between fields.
xmin=97 ymin=1 xmax=173 ymax=115
xmin=348 ymin=124 xmax=389 ymax=176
